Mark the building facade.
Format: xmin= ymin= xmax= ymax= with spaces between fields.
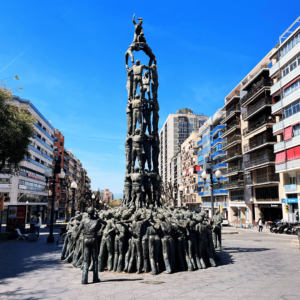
xmin=271 ymin=18 xmax=300 ymax=222
xmin=181 ymin=132 xmax=201 ymax=210
xmin=197 ymin=110 xmax=228 ymax=217
xmin=159 ymin=109 xmax=207 ymax=185
xmin=0 ymin=97 xmax=54 ymax=222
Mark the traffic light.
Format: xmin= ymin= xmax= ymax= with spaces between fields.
xmin=285 ymin=204 xmax=289 ymax=213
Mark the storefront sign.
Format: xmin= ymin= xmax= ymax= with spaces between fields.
xmin=271 ymin=205 xmax=279 ymax=207
xmin=6 ymin=205 xmax=26 ymax=232
xmin=0 ymin=184 xmax=12 ymax=188
xmin=286 ymin=198 xmax=298 ymax=203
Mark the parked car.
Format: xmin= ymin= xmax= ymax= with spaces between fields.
xmin=222 ymin=217 xmax=229 ymax=226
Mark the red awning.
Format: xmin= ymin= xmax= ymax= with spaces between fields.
xmin=274 ymin=129 xmax=284 ymax=136
xmin=287 ymin=148 xmax=295 ymax=161
xmin=292 ymin=120 xmax=300 ymax=126
xmin=276 ymin=151 xmax=286 ymax=165
xmin=284 ymin=126 xmax=293 ymax=141
xmin=295 ymin=146 xmax=300 ymax=159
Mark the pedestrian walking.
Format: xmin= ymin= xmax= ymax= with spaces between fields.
xmin=258 ymin=218 xmax=263 ymax=232
xmin=35 ymin=213 xmax=42 ymax=238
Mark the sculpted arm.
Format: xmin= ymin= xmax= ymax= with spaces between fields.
xmin=133 ymin=14 xmax=136 ymax=25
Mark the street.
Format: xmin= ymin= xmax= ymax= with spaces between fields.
xmin=0 ymin=226 xmax=299 ymax=300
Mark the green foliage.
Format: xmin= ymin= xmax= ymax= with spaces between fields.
xmin=0 ymin=83 xmax=36 ymax=172
xmin=107 ymin=199 xmax=122 ymax=208
xmin=259 ymin=211 xmax=264 ymax=221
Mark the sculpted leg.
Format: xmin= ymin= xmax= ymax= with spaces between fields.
xmin=92 ymin=239 xmax=100 ymax=283
xmin=98 ymin=238 xmax=107 ymax=272
xmin=149 ymin=236 xmax=156 ymax=275
xmin=124 ymin=238 xmax=132 ymax=272
xmin=198 ymin=239 xmax=207 ymax=269
xmin=128 ymin=240 xmax=136 ymax=273
xmin=117 ymin=236 xmax=125 ymax=273
xmin=113 ymin=237 xmax=119 ymax=272
xmin=106 ymin=236 xmax=113 ymax=271
xmin=136 ymin=239 xmax=143 ymax=274
xmin=82 ymin=242 xmax=91 ymax=284
xmin=154 ymin=236 xmax=160 ymax=273
xmin=162 ymin=238 xmax=171 ymax=274
xmin=187 ymin=237 xmax=196 ymax=270
xmin=183 ymin=237 xmax=193 ymax=271
xmin=142 ymin=237 xmax=150 ymax=273
xmin=177 ymin=237 xmax=185 ymax=271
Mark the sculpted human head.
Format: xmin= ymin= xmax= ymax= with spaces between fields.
xmin=87 ymin=207 xmax=95 ymax=217
xmin=136 ymin=60 xmax=141 ymax=66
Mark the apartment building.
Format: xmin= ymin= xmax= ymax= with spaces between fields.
xmin=0 ymin=97 xmax=54 ymax=222
xmin=197 ymin=110 xmax=228 ymax=217
xmin=159 ymin=109 xmax=207 ymax=185
xmin=271 ymin=18 xmax=300 ymax=222
xmin=180 ymin=132 xmax=201 ymax=210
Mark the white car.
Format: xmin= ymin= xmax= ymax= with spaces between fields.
xmin=222 ymin=217 xmax=229 ymax=226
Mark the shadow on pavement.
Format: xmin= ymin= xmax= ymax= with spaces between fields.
xmin=223 ymin=247 xmax=271 ymax=253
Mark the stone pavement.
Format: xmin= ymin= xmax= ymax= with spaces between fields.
xmin=0 ymin=227 xmax=300 ymax=300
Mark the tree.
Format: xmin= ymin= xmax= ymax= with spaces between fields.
xmin=0 ymin=82 xmax=36 ymax=172
xmin=161 ymin=181 xmax=177 ymax=208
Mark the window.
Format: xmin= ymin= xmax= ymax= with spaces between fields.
xmin=289 ymin=177 xmax=296 ymax=185
xmin=284 ymin=99 xmax=300 ymax=119
xmin=283 ymin=78 xmax=300 ymax=98
xmin=298 ymin=175 xmax=300 ymax=183
xmin=280 ymin=33 xmax=300 ymax=58
xmin=281 ymin=54 xmax=300 ymax=79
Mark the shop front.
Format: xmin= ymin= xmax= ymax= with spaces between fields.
xmin=282 ymin=197 xmax=299 ymax=222
xmin=257 ymin=203 xmax=283 ymax=222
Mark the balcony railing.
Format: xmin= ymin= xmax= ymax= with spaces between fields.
xmin=242 ymin=97 xmax=272 ymax=120
xmin=225 ymin=104 xmax=241 ymax=118
xmin=224 ymin=150 xmax=242 ymax=160
xmin=222 ymin=166 xmax=243 ymax=175
xmin=225 ymin=134 xmax=241 ymax=146
xmin=231 ymin=195 xmax=244 ymax=201
xmin=243 ymin=116 xmax=274 ymax=136
xmin=256 ymin=173 xmax=280 ymax=184
xmin=241 ymin=78 xmax=273 ymax=106
xmin=223 ymin=180 xmax=244 ymax=189
xmin=244 ymin=154 xmax=276 ymax=169
xmin=243 ymin=133 xmax=276 ymax=152
xmin=222 ymin=122 xmax=240 ymax=136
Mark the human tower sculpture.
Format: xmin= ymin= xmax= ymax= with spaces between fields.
xmin=61 ymin=15 xmax=223 ymax=285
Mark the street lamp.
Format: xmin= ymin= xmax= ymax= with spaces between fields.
xmin=201 ymin=167 xmax=222 ymax=218
xmin=25 ymin=200 xmax=29 ymax=225
xmin=70 ymin=181 xmax=78 ymax=217
xmin=44 ymin=156 xmax=65 ymax=243
xmin=179 ymin=185 xmax=183 ymax=208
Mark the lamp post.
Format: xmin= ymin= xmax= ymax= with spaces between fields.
xmin=44 ymin=157 xmax=66 ymax=243
xmin=179 ymin=185 xmax=183 ymax=208
xmin=25 ymin=200 xmax=29 ymax=225
xmin=70 ymin=181 xmax=78 ymax=217
xmin=201 ymin=168 xmax=222 ymax=218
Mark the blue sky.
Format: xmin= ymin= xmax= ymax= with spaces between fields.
xmin=1 ymin=1 xmax=299 ymax=198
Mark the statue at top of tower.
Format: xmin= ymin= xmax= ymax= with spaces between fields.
xmin=132 ymin=14 xmax=144 ymax=43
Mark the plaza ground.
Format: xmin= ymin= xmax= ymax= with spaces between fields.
xmin=0 ymin=226 xmax=299 ymax=300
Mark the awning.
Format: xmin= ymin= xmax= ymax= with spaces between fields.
xmin=292 ymin=120 xmax=300 ymax=126
xmin=284 ymin=126 xmax=293 ymax=141
xmin=295 ymin=146 xmax=300 ymax=159
xmin=275 ymin=151 xmax=286 ymax=164
xmin=274 ymin=129 xmax=284 ymax=136
xmin=287 ymin=148 xmax=295 ymax=161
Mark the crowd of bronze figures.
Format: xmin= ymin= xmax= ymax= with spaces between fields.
xmin=61 ymin=205 xmax=222 ymax=284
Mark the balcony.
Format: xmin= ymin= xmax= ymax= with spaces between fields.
xmin=212 ymin=163 xmax=227 ymax=170
xmin=222 ymin=166 xmax=243 ymax=177
xmin=230 ymin=195 xmax=244 ymax=201
xmin=34 ymin=123 xmax=54 ymax=142
xmin=244 ymin=154 xmax=276 ymax=170
xmin=243 ymin=133 xmax=276 ymax=154
xmin=211 ymin=125 xmax=226 ymax=137
xmin=242 ymin=97 xmax=272 ymax=121
xmin=243 ymin=116 xmax=274 ymax=137
xmin=223 ymin=180 xmax=244 ymax=190
xmin=221 ymin=122 xmax=241 ymax=138
xmin=272 ymin=86 xmax=300 ymax=115
xmin=221 ymin=104 xmax=241 ymax=125
xmin=223 ymin=135 xmax=241 ymax=151
xmin=285 ymin=184 xmax=297 ymax=192
xmin=211 ymin=151 xmax=226 ymax=160
xmin=222 ymin=151 xmax=243 ymax=163
xmin=34 ymin=135 xmax=53 ymax=152
xmin=241 ymin=78 xmax=273 ymax=107
xmin=273 ymin=111 xmax=300 ymax=135
xmin=211 ymin=137 xmax=226 ymax=148
xmin=246 ymin=173 xmax=280 ymax=186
